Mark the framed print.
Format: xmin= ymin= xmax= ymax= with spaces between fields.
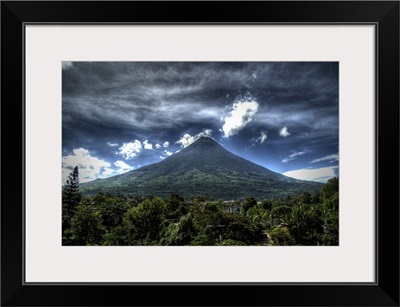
xmin=1 ymin=1 xmax=399 ymax=306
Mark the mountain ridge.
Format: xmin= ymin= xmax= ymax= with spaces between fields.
xmin=80 ymin=137 xmax=323 ymax=200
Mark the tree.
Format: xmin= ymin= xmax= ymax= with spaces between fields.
xmin=241 ymin=197 xmax=257 ymax=214
xmin=166 ymin=193 xmax=185 ymax=218
xmin=224 ymin=214 xmax=263 ymax=245
xmin=70 ymin=205 xmax=105 ymax=245
xmin=321 ymin=177 xmax=339 ymax=201
xmin=284 ymin=204 xmax=323 ymax=245
xmin=269 ymin=227 xmax=295 ymax=246
xmin=62 ymin=166 xmax=82 ymax=231
xmin=160 ymin=214 xmax=197 ymax=246
xmin=298 ymin=192 xmax=312 ymax=204
xmin=123 ymin=197 xmax=167 ymax=245
xmin=270 ymin=205 xmax=292 ymax=226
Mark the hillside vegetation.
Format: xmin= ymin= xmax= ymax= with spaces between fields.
xmin=80 ymin=137 xmax=322 ymax=200
xmin=63 ymin=166 xmax=338 ymax=246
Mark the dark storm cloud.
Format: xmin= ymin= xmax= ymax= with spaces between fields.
xmin=63 ymin=62 xmax=337 ymax=134
xmin=62 ymin=62 xmax=260 ymax=132
xmin=62 ymin=62 xmax=338 ymax=182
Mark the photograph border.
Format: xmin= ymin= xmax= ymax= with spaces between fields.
xmin=2 ymin=1 xmax=399 ymax=306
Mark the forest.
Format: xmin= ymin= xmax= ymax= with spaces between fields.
xmin=62 ymin=166 xmax=339 ymax=246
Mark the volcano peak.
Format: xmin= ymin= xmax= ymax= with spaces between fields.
xmin=81 ymin=137 xmax=322 ymax=199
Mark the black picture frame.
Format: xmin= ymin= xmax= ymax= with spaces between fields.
xmin=1 ymin=1 xmax=399 ymax=306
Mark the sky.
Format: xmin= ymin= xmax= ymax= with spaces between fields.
xmin=62 ymin=62 xmax=339 ymax=184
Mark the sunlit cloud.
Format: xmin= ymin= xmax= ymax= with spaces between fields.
xmin=283 ymin=166 xmax=338 ymax=183
xmin=143 ymin=139 xmax=153 ymax=150
xmin=62 ymin=148 xmax=112 ymax=183
xmin=62 ymin=149 xmax=136 ymax=183
xmin=62 ymin=61 xmax=73 ymax=70
xmin=252 ymin=130 xmax=267 ymax=144
xmin=163 ymin=150 xmax=173 ymax=156
xmin=221 ymin=96 xmax=259 ymax=138
xmin=117 ymin=140 xmax=143 ymax=159
xmin=310 ymin=154 xmax=339 ymax=163
xmin=106 ymin=142 xmax=118 ymax=147
xmin=114 ymin=160 xmax=134 ymax=174
xmin=279 ymin=126 xmax=290 ymax=137
xmin=281 ymin=151 xmax=305 ymax=163
xmin=176 ymin=129 xmax=212 ymax=148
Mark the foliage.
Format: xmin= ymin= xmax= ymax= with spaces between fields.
xmin=241 ymin=197 xmax=257 ymax=214
xmin=123 ymin=197 xmax=167 ymax=245
xmin=217 ymin=239 xmax=246 ymax=246
xmin=160 ymin=214 xmax=197 ymax=246
xmin=70 ymin=205 xmax=105 ymax=245
xmin=62 ymin=166 xmax=82 ymax=230
xmin=269 ymin=227 xmax=296 ymax=246
xmin=79 ymin=137 xmax=323 ymax=200
xmin=62 ymin=169 xmax=339 ymax=246
xmin=321 ymin=177 xmax=339 ymax=201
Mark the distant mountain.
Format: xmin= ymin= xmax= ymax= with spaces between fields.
xmin=80 ymin=137 xmax=323 ymax=200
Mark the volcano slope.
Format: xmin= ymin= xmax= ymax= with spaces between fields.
xmin=80 ymin=137 xmax=323 ymax=200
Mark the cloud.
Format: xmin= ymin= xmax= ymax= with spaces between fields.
xmin=281 ymin=151 xmax=306 ymax=163
xmin=282 ymin=166 xmax=338 ymax=183
xmin=62 ymin=62 xmax=338 ymax=175
xmin=176 ymin=129 xmax=213 ymax=148
xmin=143 ymin=139 xmax=153 ymax=150
xmin=114 ymin=160 xmax=134 ymax=174
xmin=252 ymin=130 xmax=267 ymax=144
xmin=62 ymin=148 xmax=112 ymax=183
xmin=163 ymin=150 xmax=173 ymax=156
xmin=106 ymin=142 xmax=118 ymax=147
xmin=155 ymin=143 xmax=162 ymax=149
xmin=62 ymin=61 xmax=73 ymax=70
xmin=159 ymin=156 xmax=165 ymax=160
xmin=62 ymin=148 xmax=136 ymax=183
xmin=163 ymin=141 xmax=170 ymax=148
xmin=279 ymin=126 xmax=290 ymax=137
xmin=310 ymin=154 xmax=339 ymax=163
xmin=117 ymin=140 xmax=142 ymax=159
xmin=221 ymin=97 xmax=259 ymax=138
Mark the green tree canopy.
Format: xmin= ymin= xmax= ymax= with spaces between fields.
xmin=62 ymin=166 xmax=82 ymax=231
xmin=123 ymin=197 xmax=167 ymax=245
xmin=70 ymin=205 xmax=105 ymax=245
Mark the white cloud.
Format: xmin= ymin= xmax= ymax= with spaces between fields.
xmin=310 ymin=154 xmax=339 ymax=163
xmin=62 ymin=149 xmax=136 ymax=183
xmin=160 ymin=156 xmax=165 ymax=160
xmin=281 ymin=151 xmax=306 ymax=163
xmin=117 ymin=140 xmax=142 ymax=159
xmin=253 ymin=130 xmax=267 ymax=144
xmin=163 ymin=141 xmax=170 ymax=148
xmin=202 ymin=129 xmax=212 ymax=136
xmin=62 ymin=148 xmax=112 ymax=183
xmin=176 ymin=129 xmax=213 ymax=148
xmin=163 ymin=150 xmax=173 ymax=156
xmin=62 ymin=61 xmax=73 ymax=70
xmin=155 ymin=143 xmax=162 ymax=149
xmin=279 ymin=126 xmax=290 ymax=137
xmin=176 ymin=134 xmax=196 ymax=148
xmin=283 ymin=166 xmax=338 ymax=183
xmin=114 ymin=160 xmax=134 ymax=174
xmin=106 ymin=142 xmax=118 ymax=147
xmin=221 ymin=97 xmax=259 ymax=138
xmin=143 ymin=139 xmax=153 ymax=150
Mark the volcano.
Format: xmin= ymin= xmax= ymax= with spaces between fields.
xmin=80 ymin=137 xmax=322 ymax=200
